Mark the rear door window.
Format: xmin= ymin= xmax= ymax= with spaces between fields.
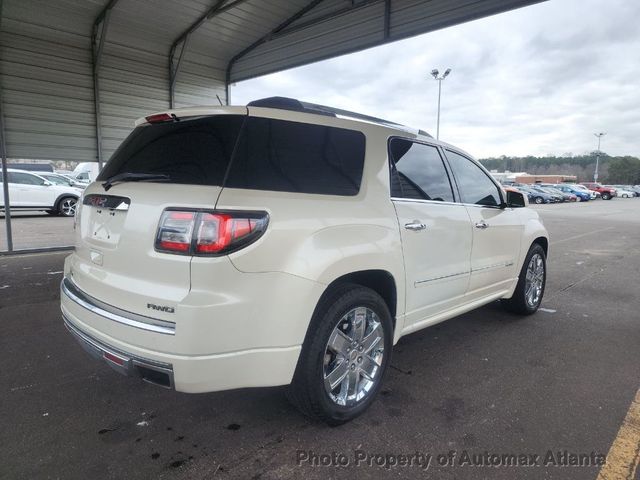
xmin=225 ymin=117 xmax=366 ymax=196
xmin=8 ymin=172 xmax=45 ymax=185
xmin=98 ymin=115 xmax=246 ymax=186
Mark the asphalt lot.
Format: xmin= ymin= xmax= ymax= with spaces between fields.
xmin=0 ymin=212 xmax=74 ymax=250
xmin=1 ymin=199 xmax=639 ymax=479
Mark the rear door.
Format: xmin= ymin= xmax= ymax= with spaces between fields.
xmin=71 ymin=111 xmax=246 ymax=317
xmin=444 ymin=150 xmax=522 ymax=299
xmin=389 ymin=139 xmax=472 ymax=327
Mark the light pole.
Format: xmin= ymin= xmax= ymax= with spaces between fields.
xmin=593 ymin=132 xmax=606 ymax=182
xmin=431 ymin=68 xmax=451 ymax=140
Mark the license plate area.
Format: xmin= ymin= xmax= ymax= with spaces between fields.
xmin=83 ymin=194 xmax=130 ymax=246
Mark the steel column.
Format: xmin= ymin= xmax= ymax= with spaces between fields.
xmin=226 ymin=0 xmax=326 ymax=90
xmin=0 ymin=0 xmax=13 ymax=252
xmin=91 ymin=0 xmax=119 ymax=169
xmin=384 ymin=0 xmax=391 ymax=39
xmin=169 ymin=0 xmax=251 ymax=108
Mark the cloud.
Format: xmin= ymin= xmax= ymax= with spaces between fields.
xmin=232 ymin=0 xmax=640 ymax=158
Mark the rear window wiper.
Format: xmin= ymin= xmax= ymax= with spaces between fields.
xmin=102 ymin=173 xmax=171 ymax=191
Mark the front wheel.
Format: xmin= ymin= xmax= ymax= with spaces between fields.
xmin=502 ymin=244 xmax=546 ymax=315
xmin=287 ymin=284 xmax=393 ymax=425
xmin=601 ymin=193 xmax=611 ymax=200
xmin=534 ymin=196 xmax=544 ymax=204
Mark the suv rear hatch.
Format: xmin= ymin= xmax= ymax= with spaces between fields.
xmin=70 ymin=109 xmax=247 ymax=317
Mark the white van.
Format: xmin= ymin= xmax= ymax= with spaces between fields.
xmin=72 ymin=162 xmax=101 ymax=183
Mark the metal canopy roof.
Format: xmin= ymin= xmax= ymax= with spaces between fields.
xmin=0 ymin=0 xmax=544 ymax=162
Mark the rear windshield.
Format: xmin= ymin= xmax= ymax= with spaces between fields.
xmin=98 ymin=115 xmax=245 ymax=186
xmin=99 ymin=115 xmax=366 ymax=196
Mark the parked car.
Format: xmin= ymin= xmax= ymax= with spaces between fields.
xmin=61 ymin=173 xmax=90 ymax=187
xmin=611 ymin=185 xmax=640 ymax=197
xmin=514 ymin=185 xmax=553 ymax=204
xmin=61 ymin=97 xmax=549 ymax=424
xmin=35 ymin=171 xmax=88 ymax=189
xmin=0 ymin=169 xmax=82 ymax=216
xmin=581 ymin=182 xmax=616 ymax=200
xmin=553 ymin=184 xmax=590 ymax=202
xmin=529 ymin=185 xmax=562 ymax=203
xmin=612 ymin=187 xmax=635 ymax=198
xmin=568 ymin=184 xmax=598 ymax=200
xmin=538 ymin=184 xmax=575 ymax=202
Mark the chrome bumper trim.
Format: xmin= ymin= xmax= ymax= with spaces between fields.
xmin=61 ymin=277 xmax=176 ymax=335
xmin=63 ymin=314 xmax=174 ymax=389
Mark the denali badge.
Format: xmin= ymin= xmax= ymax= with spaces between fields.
xmin=147 ymin=303 xmax=175 ymax=313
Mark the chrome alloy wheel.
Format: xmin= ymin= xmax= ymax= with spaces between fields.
xmin=323 ymin=307 xmax=385 ymax=407
xmin=525 ymin=253 xmax=545 ymax=308
xmin=61 ymin=198 xmax=77 ymax=216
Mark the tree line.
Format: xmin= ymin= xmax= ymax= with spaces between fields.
xmin=478 ymin=153 xmax=640 ymax=184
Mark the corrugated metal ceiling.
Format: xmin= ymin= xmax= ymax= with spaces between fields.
xmin=0 ymin=0 xmax=544 ymax=162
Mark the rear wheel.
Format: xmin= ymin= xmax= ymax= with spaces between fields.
xmin=57 ymin=197 xmax=77 ymax=217
xmin=287 ymin=284 xmax=393 ymax=425
xmin=502 ymin=244 xmax=546 ymax=315
xmin=601 ymin=193 xmax=611 ymax=200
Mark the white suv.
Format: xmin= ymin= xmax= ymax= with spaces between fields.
xmin=0 ymin=169 xmax=82 ymax=216
xmin=61 ymin=97 xmax=548 ymax=424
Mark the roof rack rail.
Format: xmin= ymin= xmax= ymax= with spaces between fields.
xmin=247 ymin=96 xmax=432 ymax=138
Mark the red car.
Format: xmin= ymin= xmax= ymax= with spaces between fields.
xmin=580 ymin=182 xmax=616 ymax=200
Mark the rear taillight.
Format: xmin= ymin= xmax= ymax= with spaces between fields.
xmin=155 ymin=209 xmax=268 ymax=256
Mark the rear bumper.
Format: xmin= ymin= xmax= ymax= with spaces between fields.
xmin=64 ymin=314 xmax=175 ymax=388
xmin=60 ymin=273 xmax=309 ymax=393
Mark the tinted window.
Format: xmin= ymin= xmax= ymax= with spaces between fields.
xmin=8 ymin=172 xmax=44 ymax=185
xmin=225 ymin=117 xmax=365 ymax=196
xmin=446 ymin=150 xmax=501 ymax=206
xmin=98 ymin=115 xmax=245 ymax=186
xmin=389 ymin=139 xmax=454 ymax=202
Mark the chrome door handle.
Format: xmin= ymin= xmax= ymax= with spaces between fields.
xmin=405 ymin=221 xmax=427 ymax=231
xmin=475 ymin=220 xmax=489 ymax=229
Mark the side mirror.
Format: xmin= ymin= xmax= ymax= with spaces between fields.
xmin=506 ymin=190 xmax=527 ymax=208
xmin=43 ymin=181 xmax=53 ymax=186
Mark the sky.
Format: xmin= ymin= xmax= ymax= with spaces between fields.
xmin=232 ymin=0 xmax=640 ymax=159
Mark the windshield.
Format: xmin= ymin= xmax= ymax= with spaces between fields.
xmin=43 ymin=175 xmax=71 ymax=186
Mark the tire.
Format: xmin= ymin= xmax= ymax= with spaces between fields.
xmin=534 ymin=196 xmax=543 ymax=204
xmin=502 ymin=244 xmax=546 ymax=315
xmin=57 ymin=196 xmax=78 ymax=217
xmin=601 ymin=193 xmax=611 ymax=200
xmin=287 ymin=284 xmax=393 ymax=425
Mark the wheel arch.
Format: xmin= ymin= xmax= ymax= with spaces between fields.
xmin=532 ymin=236 xmax=548 ymax=257
xmin=317 ymin=269 xmax=398 ymax=327
xmin=54 ymin=193 xmax=79 ymax=210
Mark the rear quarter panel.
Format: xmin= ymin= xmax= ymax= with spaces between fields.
xmin=213 ymin=117 xmax=406 ymax=333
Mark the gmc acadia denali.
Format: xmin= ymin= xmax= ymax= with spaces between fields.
xmin=61 ymin=97 xmax=548 ymax=424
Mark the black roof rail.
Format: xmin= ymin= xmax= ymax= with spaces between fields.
xmin=247 ymin=96 xmax=432 ymax=137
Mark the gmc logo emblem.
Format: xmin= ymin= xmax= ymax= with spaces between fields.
xmin=88 ymin=196 xmax=108 ymax=207
xmin=147 ymin=303 xmax=175 ymax=313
